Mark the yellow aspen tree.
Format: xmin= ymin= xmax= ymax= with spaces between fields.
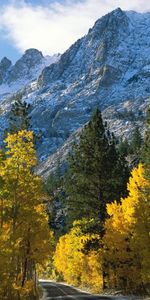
xmin=0 ymin=130 xmax=53 ymax=300
xmin=54 ymin=221 xmax=86 ymax=286
xmin=132 ymin=171 xmax=150 ymax=290
xmin=54 ymin=219 xmax=103 ymax=292
xmin=104 ymin=164 xmax=150 ymax=292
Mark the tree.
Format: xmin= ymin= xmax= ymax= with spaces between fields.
xmin=45 ymin=166 xmax=65 ymax=237
xmin=0 ymin=130 xmax=53 ymax=300
xmin=118 ymin=137 xmax=130 ymax=157
xmin=142 ymin=108 xmax=150 ymax=178
xmin=64 ymin=108 xmax=129 ymax=236
xmin=104 ymin=164 xmax=150 ymax=293
xmin=53 ymin=219 xmax=103 ymax=293
xmin=5 ymin=92 xmax=42 ymax=148
xmin=129 ymin=126 xmax=143 ymax=156
xmin=7 ymin=93 xmax=30 ymax=134
xmin=139 ymin=108 xmax=150 ymax=291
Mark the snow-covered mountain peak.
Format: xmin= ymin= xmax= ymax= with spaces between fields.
xmin=91 ymin=7 xmax=129 ymax=34
xmin=7 ymin=48 xmax=44 ymax=84
xmin=24 ymin=48 xmax=43 ymax=57
xmin=34 ymin=8 xmax=150 ymax=162
xmin=0 ymin=8 xmax=149 ymax=172
xmin=17 ymin=48 xmax=43 ymax=68
xmin=0 ymin=49 xmax=60 ymax=99
xmin=38 ymin=8 xmax=131 ymax=88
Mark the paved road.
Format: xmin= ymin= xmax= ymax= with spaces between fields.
xmin=39 ymin=280 xmax=115 ymax=300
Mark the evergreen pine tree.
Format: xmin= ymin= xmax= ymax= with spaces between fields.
xmin=129 ymin=126 xmax=143 ymax=155
xmin=142 ymin=108 xmax=150 ymax=179
xmin=118 ymin=137 xmax=130 ymax=157
xmin=64 ymin=108 xmax=129 ymax=236
xmin=45 ymin=165 xmax=65 ymax=235
xmin=7 ymin=93 xmax=30 ymax=134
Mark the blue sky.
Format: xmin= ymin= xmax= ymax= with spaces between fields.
xmin=0 ymin=0 xmax=150 ymax=64
xmin=0 ymin=0 xmax=65 ymax=60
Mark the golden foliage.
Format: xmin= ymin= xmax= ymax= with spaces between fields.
xmin=53 ymin=164 xmax=150 ymax=293
xmin=0 ymin=130 xmax=53 ymax=300
xmin=54 ymin=219 xmax=103 ymax=292
xmin=104 ymin=164 xmax=150 ymax=292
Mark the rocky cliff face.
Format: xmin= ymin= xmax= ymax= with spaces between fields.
xmin=7 ymin=49 xmax=44 ymax=83
xmin=0 ymin=8 xmax=150 ymax=174
xmin=0 ymin=57 xmax=12 ymax=85
xmin=0 ymin=49 xmax=60 ymax=97
xmin=38 ymin=8 xmax=129 ymax=87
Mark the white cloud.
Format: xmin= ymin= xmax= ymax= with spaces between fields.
xmin=0 ymin=0 xmax=150 ymax=56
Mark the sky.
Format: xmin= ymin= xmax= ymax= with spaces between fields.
xmin=0 ymin=0 xmax=150 ymax=63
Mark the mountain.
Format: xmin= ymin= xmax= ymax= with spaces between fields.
xmin=0 ymin=49 xmax=60 ymax=141
xmin=6 ymin=49 xmax=44 ymax=84
xmin=0 ymin=49 xmax=60 ymax=97
xmin=0 ymin=8 xmax=150 ymax=176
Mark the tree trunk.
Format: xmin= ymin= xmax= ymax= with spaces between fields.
xmin=0 ymin=198 xmax=4 ymax=228
xmin=21 ymin=232 xmax=31 ymax=287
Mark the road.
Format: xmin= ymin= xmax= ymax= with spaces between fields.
xmin=39 ymin=280 xmax=116 ymax=300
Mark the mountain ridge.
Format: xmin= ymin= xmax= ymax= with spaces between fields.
xmin=0 ymin=49 xmax=60 ymax=97
xmin=0 ymin=8 xmax=149 ymax=175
